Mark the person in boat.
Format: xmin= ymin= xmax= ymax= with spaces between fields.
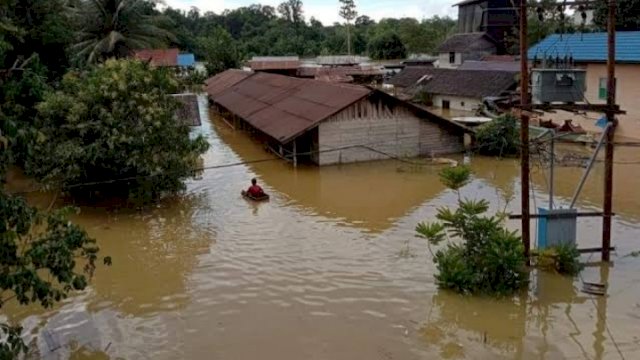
xmin=246 ymin=178 xmax=265 ymax=198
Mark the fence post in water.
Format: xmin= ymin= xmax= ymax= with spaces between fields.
xmin=293 ymin=139 xmax=298 ymax=168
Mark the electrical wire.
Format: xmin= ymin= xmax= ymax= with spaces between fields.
xmin=10 ymin=139 xmax=453 ymax=195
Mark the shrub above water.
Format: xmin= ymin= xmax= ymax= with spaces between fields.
xmin=474 ymin=114 xmax=520 ymax=157
xmin=416 ymin=166 xmax=528 ymax=295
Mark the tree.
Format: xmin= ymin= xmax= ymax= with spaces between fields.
xmin=339 ymin=0 xmax=358 ymax=55
xmin=594 ymin=0 xmax=640 ymax=30
xmin=25 ymin=60 xmax=209 ymax=202
xmin=0 ymin=188 xmax=111 ymax=358
xmin=71 ymin=0 xmax=176 ymax=65
xmin=278 ymin=0 xmax=304 ymax=25
xmin=367 ymin=31 xmax=407 ymax=60
xmin=198 ymin=27 xmax=241 ymax=76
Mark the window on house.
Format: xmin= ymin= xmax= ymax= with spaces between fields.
xmin=461 ymin=101 xmax=465 ymax=107
xmin=442 ymin=100 xmax=450 ymax=109
xmin=599 ymin=77 xmax=617 ymax=100
xmin=449 ymin=52 xmax=456 ymax=64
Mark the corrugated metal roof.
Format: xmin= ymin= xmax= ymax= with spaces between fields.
xmin=172 ymin=94 xmax=201 ymax=126
xmin=387 ymin=66 xmax=437 ymax=88
xmin=204 ymin=69 xmax=253 ymax=98
xmin=437 ymin=33 xmax=496 ymax=53
xmin=316 ymin=56 xmax=369 ymax=65
xmin=177 ymin=53 xmax=196 ymax=67
xmin=213 ymin=72 xmax=372 ymax=143
xmin=134 ymin=48 xmax=179 ymax=66
xmin=249 ymin=56 xmax=301 ymax=70
xmin=528 ymin=32 xmax=640 ymax=63
xmin=419 ymin=69 xmax=517 ymax=98
xmin=458 ymin=60 xmax=520 ymax=72
xmin=298 ymin=66 xmax=384 ymax=79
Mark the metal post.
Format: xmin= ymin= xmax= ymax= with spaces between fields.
xmin=569 ymin=123 xmax=612 ymax=209
xmin=519 ymin=0 xmax=531 ymax=261
xmin=603 ymin=0 xmax=617 ymax=262
xmin=293 ymin=139 xmax=298 ymax=168
xmin=549 ymin=129 xmax=555 ymax=210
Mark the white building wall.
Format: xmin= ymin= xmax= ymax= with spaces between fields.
xmin=317 ymin=98 xmax=463 ymax=165
xmin=438 ymin=52 xmax=463 ymax=69
xmin=432 ymin=95 xmax=482 ymax=112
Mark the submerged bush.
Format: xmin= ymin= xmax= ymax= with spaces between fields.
xmin=416 ymin=166 xmax=528 ymax=295
xmin=533 ymin=243 xmax=583 ymax=276
xmin=474 ymin=114 xmax=520 ymax=157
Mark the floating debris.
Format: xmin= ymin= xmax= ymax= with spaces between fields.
xmin=582 ymin=282 xmax=607 ymax=296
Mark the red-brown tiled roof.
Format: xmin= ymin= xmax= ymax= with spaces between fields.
xmin=134 ymin=48 xmax=179 ymax=67
xmin=213 ymin=72 xmax=372 ymax=143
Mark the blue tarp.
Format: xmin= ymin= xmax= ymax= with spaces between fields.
xmin=177 ymin=53 xmax=196 ymax=67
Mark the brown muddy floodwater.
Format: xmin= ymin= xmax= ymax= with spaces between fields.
xmin=3 ymin=101 xmax=640 ymax=359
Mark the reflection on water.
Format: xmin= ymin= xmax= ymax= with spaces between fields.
xmin=3 ymin=103 xmax=640 ymax=359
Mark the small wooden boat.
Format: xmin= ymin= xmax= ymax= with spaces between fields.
xmin=241 ymin=190 xmax=270 ymax=202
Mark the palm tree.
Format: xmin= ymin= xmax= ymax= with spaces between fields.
xmin=71 ymin=0 xmax=175 ymax=65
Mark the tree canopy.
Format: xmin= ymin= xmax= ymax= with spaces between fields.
xmin=25 ymin=60 xmax=209 ymax=202
xmin=71 ymin=0 xmax=176 ymax=65
xmin=158 ymin=2 xmax=456 ymax=58
xmin=594 ymin=0 xmax=640 ymax=31
xmin=367 ymin=32 xmax=407 ymax=60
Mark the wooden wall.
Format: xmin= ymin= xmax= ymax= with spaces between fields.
xmin=317 ymin=98 xmax=463 ymax=165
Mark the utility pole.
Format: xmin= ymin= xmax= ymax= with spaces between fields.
xmin=602 ymin=0 xmax=617 ymax=261
xmin=519 ymin=0 xmax=531 ymax=262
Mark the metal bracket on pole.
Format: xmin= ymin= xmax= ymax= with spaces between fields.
xmin=569 ymin=123 xmax=612 ymax=208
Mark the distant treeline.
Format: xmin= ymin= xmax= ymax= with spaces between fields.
xmin=161 ymin=2 xmax=457 ymax=60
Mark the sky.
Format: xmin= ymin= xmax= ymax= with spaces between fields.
xmin=162 ymin=0 xmax=458 ymax=25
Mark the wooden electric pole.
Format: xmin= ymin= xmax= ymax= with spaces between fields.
xmin=602 ymin=0 xmax=617 ymax=262
xmin=519 ymin=0 xmax=531 ymax=262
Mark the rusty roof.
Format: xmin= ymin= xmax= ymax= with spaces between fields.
xmin=213 ymin=72 xmax=372 ymax=143
xmin=204 ymin=69 xmax=253 ymax=98
xmin=134 ymin=48 xmax=179 ymax=67
xmin=172 ymin=94 xmax=202 ymax=126
xmin=297 ymin=66 xmax=384 ymax=78
xmin=249 ymin=57 xmax=301 ymax=71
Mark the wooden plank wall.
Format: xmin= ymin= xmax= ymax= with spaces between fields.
xmin=318 ymin=98 xmax=463 ymax=165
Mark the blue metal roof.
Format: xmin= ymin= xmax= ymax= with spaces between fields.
xmin=528 ymin=31 xmax=640 ymax=63
xmin=177 ymin=53 xmax=196 ymax=67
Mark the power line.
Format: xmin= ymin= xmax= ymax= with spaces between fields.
xmin=10 ymin=140 xmax=452 ymax=195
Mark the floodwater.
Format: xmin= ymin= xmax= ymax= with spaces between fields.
xmin=3 ymin=101 xmax=640 ymax=359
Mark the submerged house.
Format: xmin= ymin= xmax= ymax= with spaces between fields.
xmin=205 ymin=70 xmax=468 ymax=166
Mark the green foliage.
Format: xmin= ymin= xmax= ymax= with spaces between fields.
xmin=416 ymin=168 xmax=528 ymax=296
xmin=439 ymin=165 xmax=472 ymax=192
xmin=533 ymin=244 xmax=583 ymax=276
xmin=367 ymin=32 xmax=407 ymax=60
xmin=198 ymin=27 xmax=241 ymax=76
xmin=160 ymin=5 xmax=455 ymax=58
xmin=71 ymin=0 xmax=176 ymax=65
xmin=25 ymin=59 xmax=209 ymax=202
xmin=594 ymin=0 xmax=640 ymax=31
xmin=474 ymin=114 xmax=520 ymax=157
xmin=0 ymin=189 xmax=110 ymax=357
